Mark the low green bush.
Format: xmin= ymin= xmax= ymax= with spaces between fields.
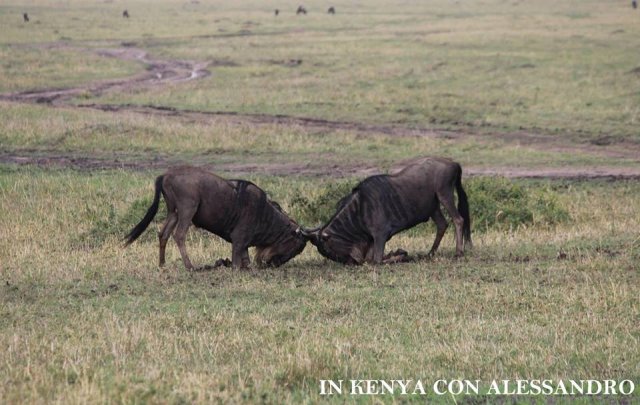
xmin=77 ymin=196 xmax=166 ymax=248
xmin=289 ymin=177 xmax=570 ymax=233
xmin=465 ymin=177 xmax=570 ymax=232
xmin=289 ymin=180 xmax=356 ymax=227
xmin=77 ymin=177 xmax=569 ymax=248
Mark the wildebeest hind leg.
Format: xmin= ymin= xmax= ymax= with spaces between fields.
xmin=428 ymin=206 xmax=448 ymax=257
xmin=173 ymin=205 xmax=197 ymax=270
xmin=158 ymin=211 xmax=178 ymax=266
xmin=436 ymin=189 xmax=464 ymax=256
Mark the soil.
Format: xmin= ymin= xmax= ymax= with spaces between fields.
xmin=3 ymin=151 xmax=639 ymax=180
xmin=1 ymin=42 xmax=639 ymax=179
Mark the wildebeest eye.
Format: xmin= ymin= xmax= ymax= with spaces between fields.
xmin=321 ymin=231 xmax=330 ymax=241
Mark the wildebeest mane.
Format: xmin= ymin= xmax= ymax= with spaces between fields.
xmin=230 ymin=179 xmax=290 ymax=218
xmin=233 ymin=180 xmax=267 ymax=216
xmin=325 ymin=175 xmax=411 ymax=241
xmin=322 ymin=177 xmax=396 ymax=242
xmin=231 ymin=179 xmax=296 ymax=246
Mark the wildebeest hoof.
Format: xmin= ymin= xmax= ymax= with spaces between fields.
xmin=382 ymin=249 xmax=412 ymax=264
xmin=198 ymin=258 xmax=232 ymax=271
xmin=212 ymin=258 xmax=232 ymax=268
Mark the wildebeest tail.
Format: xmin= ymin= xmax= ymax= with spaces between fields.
xmin=124 ymin=175 xmax=163 ymax=246
xmin=455 ymin=170 xmax=473 ymax=248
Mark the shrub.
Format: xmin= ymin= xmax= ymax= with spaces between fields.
xmin=465 ymin=177 xmax=570 ymax=232
xmin=289 ymin=180 xmax=355 ymax=227
xmin=289 ymin=177 xmax=569 ymax=233
xmin=76 ymin=196 xmax=166 ymax=248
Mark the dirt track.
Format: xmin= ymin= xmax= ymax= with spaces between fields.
xmin=3 ymin=152 xmax=640 ymax=180
xmin=1 ymin=43 xmax=639 ymax=179
xmin=0 ymin=45 xmax=210 ymax=105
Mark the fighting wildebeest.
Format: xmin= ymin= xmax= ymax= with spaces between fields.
xmin=122 ymin=10 xmax=129 ymax=18
xmin=23 ymin=13 xmax=29 ymax=22
xmin=298 ymin=157 xmax=472 ymax=265
xmin=296 ymin=6 xmax=307 ymax=15
xmin=328 ymin=7 xmax=335 ymax=14
xmin=124 ymin=166 xmax=306 ymax=269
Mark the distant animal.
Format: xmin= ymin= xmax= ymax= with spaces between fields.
xmin=298 ymin=157 xmax=472 ymax=265
xmin=275 ymin=9 xmax=280 ymax=16
xmin=122 ymin=10 xmax=129 ymax=18
xmin=296 ymin=6 xmax=307 ymax=15
xmin=633 ymin=0 xmax=638 ymax=9
xmin=23 ymin=13 xmax=29 ymax=22
xmin=328 ymin=7 xmax=335 ymax=14
xmin=125 ymin=166 xmax=307 ymax=269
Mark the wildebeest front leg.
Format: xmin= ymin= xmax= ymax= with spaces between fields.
xmin=231 ymin=243 xmax=250 ymax=269
xmin=428 ymin=206 xmax=448 ymax=257
xmin=370 ymin=236 xmax=386 ymax=264
xmin=437 ymin=188 xmax=464 ymax=256
xmin=241 ymin=249 xmax=251 ymax=268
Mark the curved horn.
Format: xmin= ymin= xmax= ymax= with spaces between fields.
xmin=296 ymin=226 xmax=321 ymax=242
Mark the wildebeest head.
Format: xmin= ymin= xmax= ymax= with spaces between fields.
xmin=297 ymin=191 xmax=370 ymax=265
xmin=254 ymin=201 xmax=307 ymax=267
xmin=297 ymin=226 xmax=367 ymax=265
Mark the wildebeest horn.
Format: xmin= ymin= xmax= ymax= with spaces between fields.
xmin=296 ymin=226 xmax=320 ymax=240
xmin=297 ymin=227 xmax=314 ymax=236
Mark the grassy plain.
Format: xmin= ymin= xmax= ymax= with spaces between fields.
xmin=1 ymin=167 xmax=639 ymax=403
xmin=1 ymin=0 xmax=640 ymax=403
xmin=3 ymin=0 xmax=640 ymax=141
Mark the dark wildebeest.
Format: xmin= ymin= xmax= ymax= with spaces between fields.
xmin=328 ymin=7 xmax=336 ymax=14
xmin=23 ymin=13 xmax=29 ymax=22
xmin=633 ymin=0 xmax=638 ymax=9
xmin=275 ymin=9 xmax=280 ymax=16
xmin=124 ymin=166 xmax=306 ymax=269
xmin=298 ymin=157 xmax=472 ymax=265
xmin=296 ymin=6 xmax=307 ymax=15
xmin=122 ymin=10 xmax=129 ymax=18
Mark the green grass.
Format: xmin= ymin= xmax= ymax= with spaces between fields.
xmin=1 ymin=101 xmax=636 ymax=173
xmin=1 ymin=167 xmax=639 ymax=403
xmin=0 ymin=45 xmax=140 ymax=93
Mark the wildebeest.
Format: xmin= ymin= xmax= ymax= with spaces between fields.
xmin=23 ymin=13 xmax=29 ymax=22
xmin=633 ymin=0 xmax=638 ymax=9
xmin=122 ymin=10 xmax=129 ymax=18
xmin=298 ymin=157 xmax=472 ymax=265
xmin=296 ymin=6 xmax=307 ymax=15
xmin=124 ymin=166 xmax=306 ymax=269
xmin=275 ymin=9 xmax=280 ymax=16
xmin=328 ymin=7 xmax=336 ymax=14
